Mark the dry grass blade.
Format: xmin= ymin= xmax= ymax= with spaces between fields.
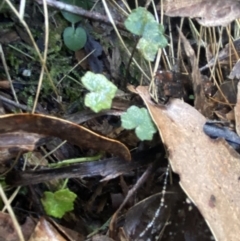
xmin=201 ymin=38 xmax=240 ymax=72
xmin=137 ymin=86 xmax=240 ymax=241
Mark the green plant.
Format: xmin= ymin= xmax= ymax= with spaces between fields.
xmin=41 ymin=188 xmax=77 ymax=218
xmin=124 ymin=7 xmax=168 ymax=61
xmin=59 ymin=0 xmax=93 ymax=51
xmin=81 ymin=71 xmax=117 ymax=113
xmin=121 ymin=106 xmax=157 ymax=140
xmin=81 ymin=71 xmax=157 ymax=140
xmin=63 ymin=26 xmax=87 ymax=51
xmin=41 ymin=7 xmax=167 ymax=218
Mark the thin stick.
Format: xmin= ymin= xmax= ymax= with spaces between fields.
xmin=32 ymin=0 xmax=49 ymax=113
xmin=35 ymin=0 xmax=125 ymax=29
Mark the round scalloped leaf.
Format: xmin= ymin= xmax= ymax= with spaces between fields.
xmin=124 ymin=7 xmax=155 ymax=35
xmin=137 ymin=38 xmax=159 ymax=61
xmin=63 ymin=26 xmax=87 ymax=51
xmin=81 ymin=71 xmax=118 ymax=113
xmin=60 ymin=0 xmax=88 ymax=23
xmin=121 ymin=106 xmax=157 ymax=140
xmin=142 ymin=22 xmax=168 ymax=47
xmin=41 ymin=189 xmax=77 ymax=218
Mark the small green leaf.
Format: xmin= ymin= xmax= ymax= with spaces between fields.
xmin=124 ymin=7 xmax=168 ymax=61
xmin=63 ymin=26 xmax=87 ymax=51
xmin=60 ymin=0 xmax=86 ymax=24
xmin=137 ymin=38 xmax=159 ymax=61
xmin=142 ymin=22 xmax=168 ymax=47
xmin=61 ymin=11 xmax=81 ymax=24
xmin=124 ymin=7 xmax=155 ymax=35
xmin=41 ymin=189 xmax=77 ymax=218
xmin=81 ymin=72 xmax=117 ymax=113
xmin=121 ymin=106 xmax=157 ymax=141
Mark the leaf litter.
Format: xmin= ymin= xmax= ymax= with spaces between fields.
xmin=2 ymin=0 xmax=240 ymax=241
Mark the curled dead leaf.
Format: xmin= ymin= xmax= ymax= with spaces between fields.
xmin=0 ymin=114 xmax=131 ymax=162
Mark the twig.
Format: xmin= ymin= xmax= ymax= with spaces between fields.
xmin=0 ymin=95 xmax=45 ymax=113
xmin=34 ymin=0 xmax=125 ymax=30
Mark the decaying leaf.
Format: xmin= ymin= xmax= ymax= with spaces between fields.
xmin=163 ymin=0 xmax=240 ymax=26
xmin=29 ymin=218 xmax=67 ymax=241
xmin=212 ymin=80 xmax=238 ymax=105
xmin=0 ymin=114 xmax=131 ymax=162
xmin=122 ymin=184 xmax=211 ymax=241
xmin=0 ymin=212 xmax=35 ymax=241
xmin=136 ymin=86 xmax=240 ymax=241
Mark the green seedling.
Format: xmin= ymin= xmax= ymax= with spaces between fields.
xmin=124 ymin=7 xmax=168 ymax=61
xmin=59 ymin=0 xmax=92 ymax=51
xmin=41 ymin=188 xmax=77 ymax=218
xmin=81 ymin=71 xmax=118 ymax=113
xmin=121 ymin=105 xmax=157 ymax=140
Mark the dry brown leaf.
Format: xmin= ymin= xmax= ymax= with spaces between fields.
xmin=0 ymin=114 xmax=131 ymax=162
xmin=136 ymin=85 xmax=240 ymax=241
xmin=28 ymin=218 xmax=67 ymax=241
xmin=0 ymin=212 xmax=35 ymax=241
xmin=212 ymin=80 xmax=238 ymax=105
xmin=163 ymin=0 xmax=240 ymax=26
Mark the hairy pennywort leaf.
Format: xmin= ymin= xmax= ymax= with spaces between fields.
xmin=124 ymin=7 xmax=168 ymax=61
xmin=41 ymin=189 xmax=77 ymax=218
xmin=81 ymin=71 xmax=117 ymax=113
xmin=63 ymin=26 xmax=87 ymax=51
xmin=124 ymin=7 xmax=155 ymax=35
xmin=60 ymin=0 xmax=88 ymax=23
xmin=121 ymin=106 xmax=157 ymax=140
xmin=137 ymin=38 xmax=159 ymax=61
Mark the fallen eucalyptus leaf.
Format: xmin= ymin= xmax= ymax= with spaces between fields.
xmin=0 ymin=114 xmax=131 ymax=162
xmin=136 ymin=85 xmax=240 ymax=241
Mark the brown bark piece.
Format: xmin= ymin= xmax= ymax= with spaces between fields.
xmin=137 ymin=85 xmax=240 ymax=241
